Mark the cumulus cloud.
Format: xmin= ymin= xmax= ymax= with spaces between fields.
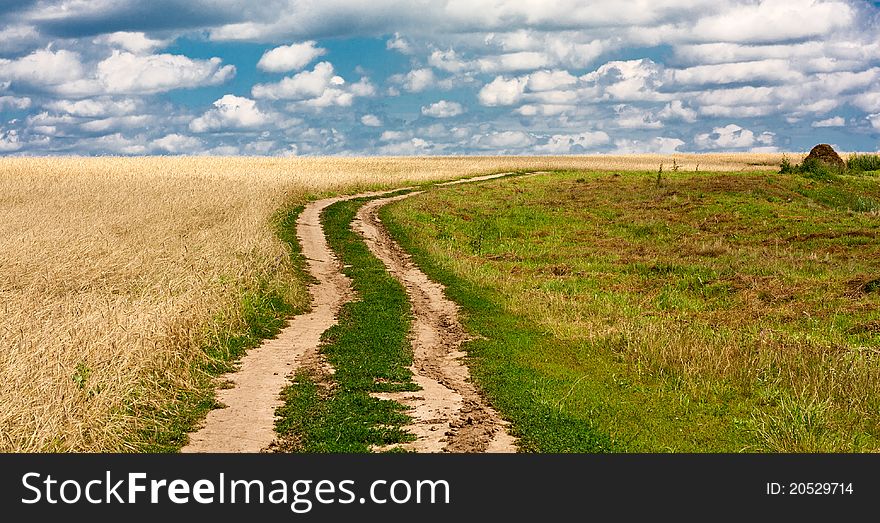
xmin=581 ymin=59 xmax=669 ymax=102
xmin=389 ymin=68 xmax=435 ymax=93
xmin=0 ymin=95 xmax=32 ymax=110
xmin=421 ymin=100 xmax=464 ymax=118
xmin=33 ymin=50 xmax=236 ymax=97
xmin=377 ymin=137 xmax=435 ymax=155
xmin=475 ymin=130 xmax=534 ymax=150
xmin=360 ymin=114 xmax=382 ymax=126
xmin=93 ymin=32 xmax=169 ymax=53
xmin=0 ymin=48 xmax=86 ymax=87
xmin=85 ymin=133 xmax=148 ymax=155
xmin=694 ymin=124 xmax=774 ymax=149
xmin=614 ymin=105 xmax=663 ymax=129
xmin=45 ymin=98 xmax=140 ymax=117
xmin=658 ymin=100 xmax=697 ymax=123
xmin=86 ymin=51 xmax=235 ymax=95
xmin=80 ymin=115 xmax=153 ymax=133
xmin=478 ymin=76 xmax=527 ymax=106
xmin=2 ymin=0 xmax=880 ymax=155
xmin=386 ymin=33 xmax=412 ymax=54
xmin=535 ymin=131 xmax=610 ymax=153
xmin=190 ymin=95 xmax=272 ymax=132
xmin=252 ymin=62 xmax=342 ymax=99
xmin=613 ymin=137 xmax=685 ymax=154
xmin=0 ymin=128 xmax=23 ymax=152
xmin=689 ymin=0 xmax=854 ymax=44
xmin=152 ymin=133 xmax=203 ymax=153
xmin=257 ymin=41 xmax=326 ymax=72
xmin=812 ymin=116 xmax=845 ymax=127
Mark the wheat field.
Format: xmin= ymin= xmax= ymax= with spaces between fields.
xmin=0 ymin=154 xmax=789 ymax=452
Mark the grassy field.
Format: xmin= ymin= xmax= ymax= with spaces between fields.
xmin=384 ymin=167 xmax=880 ymax=452
xmin=0 ymin=153 xmax=812 ymax=452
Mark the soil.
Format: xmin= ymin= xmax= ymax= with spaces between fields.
xmin=183 ymin=175 xmax=521 ymax=453
xmin=182 ymin=194 xmax=364 ymax=452
xmin=353 ymin=178 xmax=518 ymax=453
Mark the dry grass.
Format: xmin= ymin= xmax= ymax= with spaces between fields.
xmin=0 ymin=153 xmax=792 ymax=452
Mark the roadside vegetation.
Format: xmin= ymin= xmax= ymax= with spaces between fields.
xmin=0 ymin=153 xmax=832 ymax=452
xmin=384 ymin=169 xmax=880 ymax=452
xmin=274 ymin=194 xmax=418 ymax=452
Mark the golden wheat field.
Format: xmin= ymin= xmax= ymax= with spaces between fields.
xmin=0 ymin=153 xmax=793 ymax=452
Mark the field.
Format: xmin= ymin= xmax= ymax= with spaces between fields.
xmin=384 ymin=167 xmax=880 ymax=451
xmin=0 ymin=152 xmax=852 ymax=452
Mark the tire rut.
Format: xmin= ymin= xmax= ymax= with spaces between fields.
xmin=353 ymin=177 xmax=518 ymax=453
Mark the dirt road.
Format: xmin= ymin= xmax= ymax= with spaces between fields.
xmin=183 ymin=174 xmax=518 ymax=452
xmin=354 ymin=188 xmax=517 ymax=452
xmin=182 ymin=194 xmax=358 ymax=453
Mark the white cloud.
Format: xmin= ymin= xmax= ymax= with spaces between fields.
xmin=94 ymin=32 xmax=169 ymax=54
xmin=389 ymin=68 xmax=435 ymax=93
xmin=613 ymin=137 xmax=685 ymax=154
xmin=386 ymin=33 xmax=412 ymax=54
xmin=0 ymin=95 xmax=31 ymax=110
xmin=853 ymin=91 xmax=880 ymax=113
xmin=80 ymin=115 xmax=152 ymax=133
xmin=46 ymin=98 xmax=139 ymax=117
xmin=421 ymin=100 xmax=464 ymax=118
xmin=478 ymin=76 xmax=527 ymax=106
xmin=152 ymin=133 xmax=203 ymax=154
xmin=429 ymin=49 xmax=467 ymax=73
xmin=0 ymin=25 xmax=40 ymax=54
xmin=658 ymin=100 xmax=697 ymax=122
xmin=380 ymin=130 xmax=410 ymax=142
xmin=526 ymin=70 xmax=577 ymax=92
xmin=514 ymin=103 xmax=573 ymax=116
xmin=535 ymin=131 xmax=610 ymax=153
xmin=811 ymin=116 xmax=845 ymax=128
xmin=689 ymin=0 xmax=854 ymax=44
xmin=580 ymin=59 xmax=670 ymax=102
xmin=360 ymin=114 xmax=382 ymax=127
xmin=476 ymin=52 xmax=552 ymax=73
xmin=475 ymin=130 xmax=534 ymax=149
xmin=0 ymin=128 xmax=23 ymax=152
xmin=190 ymin=95 xmax=272 ymax=132
xmin=0 ymin=48 xmax=85 ymax=87
xmin=670 ymin=60 xmax=801 ymax=86
xmin=257 ymin=41 xmax=326 ymax=73
xmin=867 ymin=114 xmax=880 ymax=130
xmin=86 ymin=133 xmax=148 ymax=155
xmin=86 ymin=51 xmax=235 ymax=96
xmin=252 ymin=62 xmax=342 ymax=100
xmin=377 ymin=137 xmax=434 ymax=155
xmin=694 ymin=123 xmax=774 ymax=150
xmin=614 ymin=105 xmax=663 ymax=129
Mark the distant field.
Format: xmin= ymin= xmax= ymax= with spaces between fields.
xmin=0 ymin=153 xmax=826 ymax=452
xmin=385 ymin=168 xmax=880 ymax=451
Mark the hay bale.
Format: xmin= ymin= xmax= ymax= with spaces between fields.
xmin=804 ymin=144 xmax=845 ymax=170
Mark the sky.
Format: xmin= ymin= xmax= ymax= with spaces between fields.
xmin=0 ymin=0 xmax=879 ymax=156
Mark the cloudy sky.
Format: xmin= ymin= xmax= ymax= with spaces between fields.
xmin=1 ymin=0 xmax=879 ymax=156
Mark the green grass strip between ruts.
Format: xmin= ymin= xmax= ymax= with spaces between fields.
xmin=275 ymin=194 xmax=418 ymax=452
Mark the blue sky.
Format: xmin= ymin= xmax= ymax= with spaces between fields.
xmin=1 ymin=0 xmax=879 ymax=156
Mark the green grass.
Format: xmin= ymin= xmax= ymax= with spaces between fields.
xmin=274 ymin=194 xmax=418 ymax=452
xmin=134 ymin=204 xmax=310 ymax=452
xmin=383 ymin=170 xmax=880 ymax=452
xmin=847 ymin=153 xmax=880 ymax=174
